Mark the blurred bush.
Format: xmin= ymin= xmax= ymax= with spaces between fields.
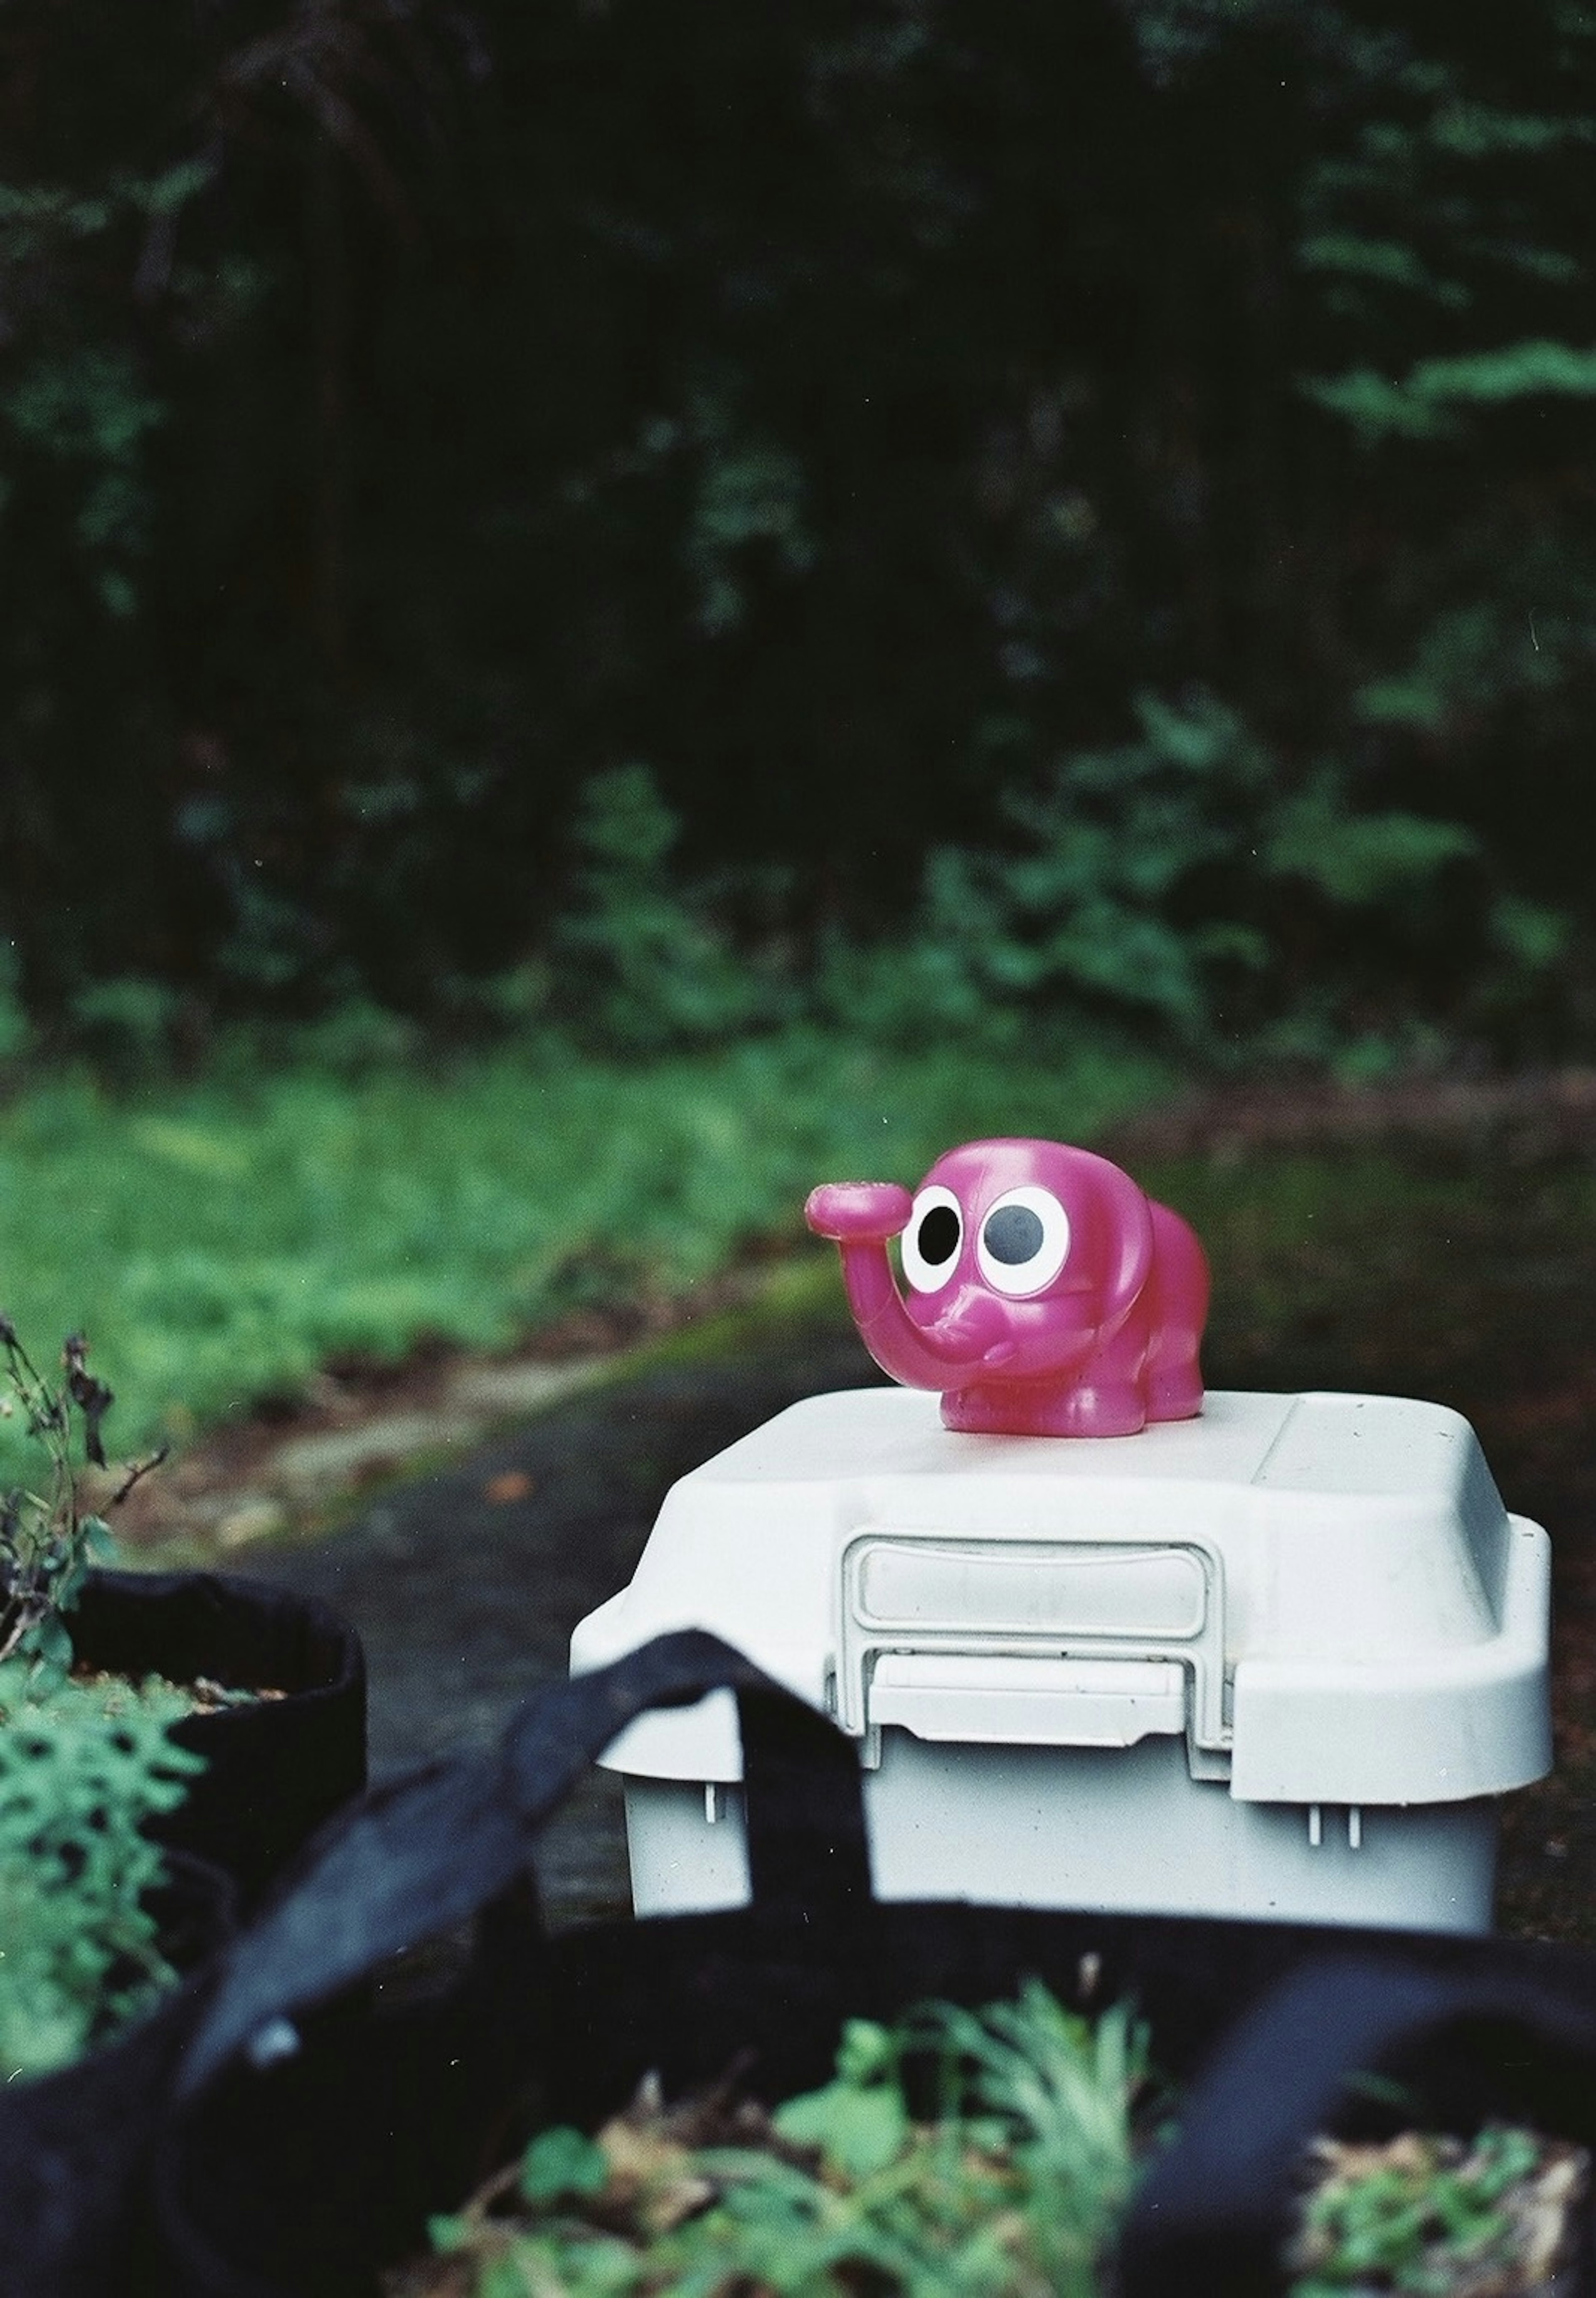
xmin=2 ymin=0 xmax=1594 ymax=1069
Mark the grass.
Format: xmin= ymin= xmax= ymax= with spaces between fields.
xmin=0 ymin=1026 xmax=1175 ymax=1473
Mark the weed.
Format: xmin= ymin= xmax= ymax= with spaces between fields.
xmin=1286 ymin=2123 xmax=1587 ymax=2296
xmin=392 ymin=1983 xmax=1589 ymax=2298
xmin=395 ymin=1983 xmax=1152 ymax=2298
xmin=0 ymin=1319 xmax=202 ymax=2079
xmin=0 ymin=1321 xmax=123 ymax=1681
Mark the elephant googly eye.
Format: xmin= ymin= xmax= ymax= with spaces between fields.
xmin=977 ymin=1186 xmax=1071 ymax=1296
xmin=900 ymin=1184 xmax=963 ymax=1293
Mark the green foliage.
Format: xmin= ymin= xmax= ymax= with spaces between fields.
xmin=517 ymin=2125 xmax=613 ymax=2209
xmin=855 ymin=696 xmax=1492 ymax=1052
xmin=67 ymin=978 xmax=188 ymax=1081
xmin=0 ymin=1311 xmax=202 ymax=2083
xmin=771 ymin=2017 xmax=911 ymax=2182
xmin=1261 ymin=778 xmax=1477 ymax=909
xmin=908 ymin=1983 xmax=1153 ymax=2271
xmin=290 ymin=999 xmax=423 ymax=1079
xmin=1354 ymin=599 xmax=1575 ymax=732
xmin=416 ymin=1984 xmax=1150 ymax=2298
xmin=0 ymin=165 xmax=203 ymax=616
xmin=681 ymin=384 xmax=816 ymax=638
xmin=0 ymin=946 xmax=32 ymax=1068
xmin=1286 ymin=2124 xmax=1570 ymax=2296
xmin=4 ymin=0 xmax=1596 ymax=1056
xmin=903 ymin=696 xmax=1268 ymax=1042
xmin=0 ymin=1666 xmax=202 ymax=2081
xmin=1303 ymin=341 xmax=1596 ymax=443
xmin=411 ymin=1972 xmax=1583 ymax=2298
xmin=553 ymin=766 xmax=797 ymax=1050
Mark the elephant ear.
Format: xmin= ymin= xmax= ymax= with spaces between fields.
xmin=1079 ymin=1153 xmax=1155 ymax=1335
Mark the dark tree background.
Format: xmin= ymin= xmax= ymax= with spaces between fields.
xmin=2 ymin=0 xmax=1593 ymax=1059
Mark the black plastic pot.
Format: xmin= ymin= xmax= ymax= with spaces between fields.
xmin=131 ymin=1852 xmax=239 ymax=1999
xmin=69 ymin=1568 xmax=367 ymax=1910
xmin=0 ymin=1851 xmax=235 ymax=2298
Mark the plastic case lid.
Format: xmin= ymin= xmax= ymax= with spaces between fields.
xmin=569 ymin=1387 xmax=1551 ymax=1808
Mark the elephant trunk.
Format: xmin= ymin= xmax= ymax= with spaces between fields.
xmin=839 ymin=1245 xmax=1012 ymax=1391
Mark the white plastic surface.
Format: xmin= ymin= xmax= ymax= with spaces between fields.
xmin=867 ymin=1653 xmax=1188 ymax=1747
xmin=571 ymin=1387 xmax=1552 ymax=1932
xmin=622 ymin=1753 xmax=1500 ymax=1933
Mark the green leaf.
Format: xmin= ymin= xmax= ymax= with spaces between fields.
xmin=1352 ymin=675 xmax=1448 ymax=729
xmin=25 ymin=1611 xmax=74 ymax=1680
xmin=0 ymin=1672 xmax=200 ymax=2076
xmin=1299 ymin=369 xmax=1458 ymax=441
xmin=519 ymin=2125 xmax=611 ymax=2206
xmin=1490 ymin=895 xmax=1570 ymax=973
xmin=425 ymin=2214 xmax=473 ymax=2254
xmin=773 ymin=2079 xmax=910 ymax=2181
xmin=1265 ymin=786 xmax=1477 ymax=906
xmin=835 ymin=2018 xmax=894 ymax=2085
xmin=1305 ymin=341 xmax=1596 ymax=442
xmin=1410 ymin=339 xmax=1596 ymax=406
xmin=81 ymin=1517 xmax=118 ymax=1563
xmin=1427 ymin=100 xmax=1593 ymax=156
xmin=1298 ymin=234 xmax=1468 ymax=308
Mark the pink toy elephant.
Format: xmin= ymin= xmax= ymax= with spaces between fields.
xmin=805 ymin=1137 xmax=1209 ymax=1437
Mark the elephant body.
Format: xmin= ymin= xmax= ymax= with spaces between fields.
xmin=805 ymin=1137 xmax=1208 ymax=1439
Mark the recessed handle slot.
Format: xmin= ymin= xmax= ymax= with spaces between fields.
xmin=867 ymin=1653 xmax=1187 ymax=1748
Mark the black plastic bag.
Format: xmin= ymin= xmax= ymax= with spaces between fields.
xmin=0 ymin=1571 xmax=362 ymax=2298
xmin=0 ymin=1852 xmax=234 ymax=2298
xmin=153 ymin=1630 xmax=1596 ymax=2298
xmin=8 ymin=1623 xmax=1596 ymax=2298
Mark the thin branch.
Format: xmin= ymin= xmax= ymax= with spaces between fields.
xmin=109 ymin=1448 xmax=171 ymax=1509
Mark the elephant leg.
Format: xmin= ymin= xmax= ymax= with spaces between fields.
xmin=1061 ymin=1318 xmax=1152 ymax=1435
xmin=943 ymin=1377 xmax=1147 ymax=1437
xmin=1143 ymin=1204 xmax=1208 ymax=1421
xmin=1144 ymin=1346 xmax=1204 ymax=1422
